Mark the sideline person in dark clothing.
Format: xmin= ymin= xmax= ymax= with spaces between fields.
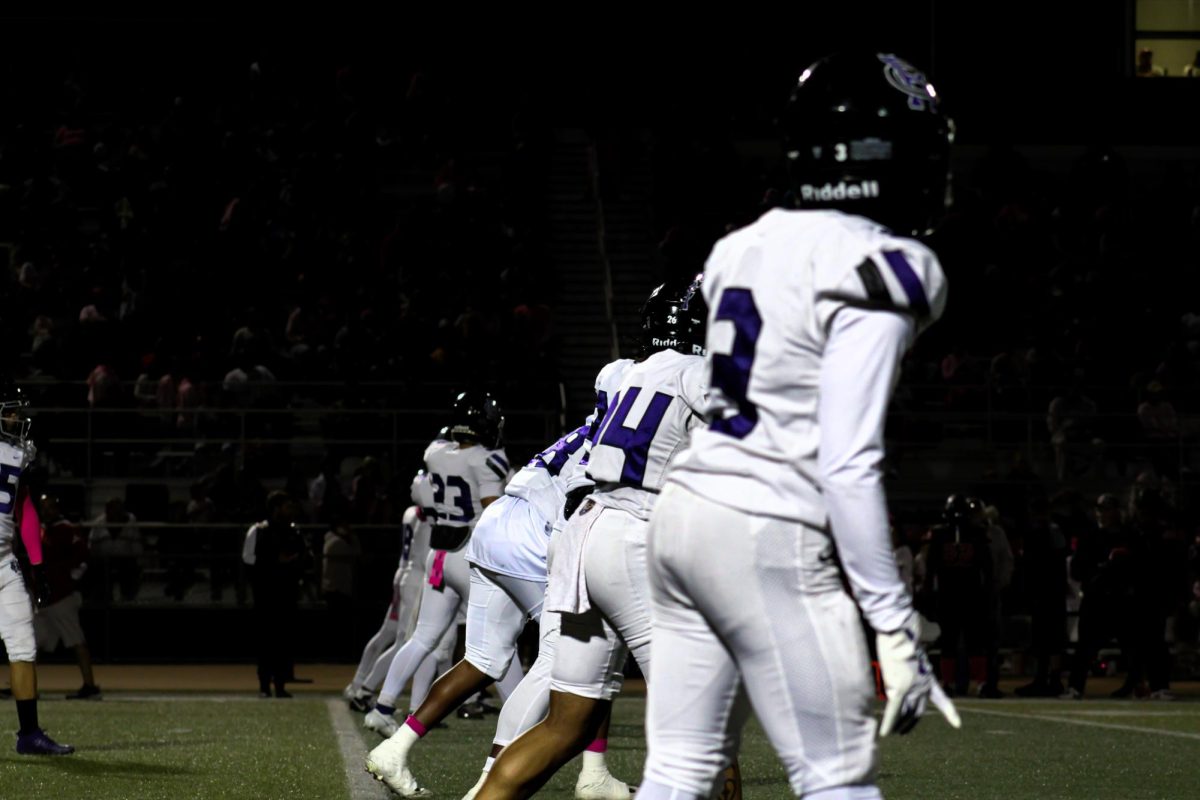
xmin=1014 ymin=498 xmax=1069 ymax=697
xmin=242 ymin=491 xmax=308 ymax=698
xmin=35 ymin=495 xmax=100 ymax=700
xmin=1063 ymin=494 xmax=1130 ymax=698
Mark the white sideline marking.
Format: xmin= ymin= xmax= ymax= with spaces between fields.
xmin=961 ymin=706 xmax=1200 ymax=741
xmin=327 ymin=698 xmax=392 ymax=800
xmin=1059 ymin=710 xmax=1200 ymax=718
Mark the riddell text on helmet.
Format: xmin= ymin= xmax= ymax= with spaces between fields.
xmin=800 ymin=180 xmax=880 ymax=202
xmin=650 ymin=338 xmax=705 ymax=356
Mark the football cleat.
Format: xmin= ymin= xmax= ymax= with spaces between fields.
xmin=16 ymin=729 xmax=75 ymax=756
xmin=575 ymin=768 xmax=635 ymax=800
xmin=366 ymin=736 xmax=429 ymax=797
xmin=66 ymin=684 xmax=102 ymax=701
xmin=349 ymin=693 xmax=375 ymax=713
xmin=364 ymin=708 xmax=400 ymax=738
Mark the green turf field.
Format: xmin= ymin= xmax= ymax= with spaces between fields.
xmin=1 ymin=695 xmax=1196 ymax=799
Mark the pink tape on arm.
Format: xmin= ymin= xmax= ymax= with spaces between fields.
xmin=428 ymin=551 xmax=447 ymax=588
xmin=20 ymin=493 xmax=43 ymax=565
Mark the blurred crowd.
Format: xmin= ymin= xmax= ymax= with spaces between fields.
xmin=5 ymin=42 xmax=1198 ymax=683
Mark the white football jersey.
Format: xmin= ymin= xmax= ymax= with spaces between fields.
xmin=669 ymin=208 xmax=946 ymax=528
xmin=423 ymin=439 xmax=509 ymax=530
xmin=0 ymin=440 xmax=35 ymax=560
xmin=409 ymin=471 xmax=436 ymax=513
xmin=586 ymin=349 xmax=706 ymax=519
xmin=502 ymin=424 xmax=590 ymax=528
xmin=587 ymin=359 xmax=637 ymax=444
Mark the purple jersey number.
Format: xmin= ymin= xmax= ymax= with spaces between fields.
xmin=430 ymin=473 xmax=474 ymax=523
xmin=529 ymin=424 xmax=590 ymax=476
xmin=710 ymin=288 xmax=763 ymax=440
xmin=0 ymin=465 xmax=20 ymax=515
xmin=594 ymin=387 xmax=673 ymax=487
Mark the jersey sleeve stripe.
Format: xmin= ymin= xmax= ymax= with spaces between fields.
xmin=881 ymin=249 xmax=930 ymax=317
xmin=488 ymin=453 xmax=509 ymax=472
xmin=855 ymin=258 xmax=892 ymax=305
xmin=587 ymin=390 xmax=611 ymax=443
xmin=486 ymin=460 xmax=507 ymax=480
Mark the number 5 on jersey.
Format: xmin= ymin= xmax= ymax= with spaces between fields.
xmin=0 ymin=464 xmax=21 ymax=515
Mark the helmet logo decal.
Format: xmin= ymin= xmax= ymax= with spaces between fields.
xmin=679 ymin=273 xmax=703 ymax=311
xmin=878 ymin=53 xmax=933 ymax=112
xmin=800 ymin=180 xmax=880 ymax=202
xmin=851 ymin=138 xmax=893 ymax=161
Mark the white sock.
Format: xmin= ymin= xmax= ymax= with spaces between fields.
xmin=581 ymin=749 xmax=608 ymax=773
xmin=483 ymin=756 xmax=495 ymax=774
xmin=391 ymin=723 xmax=420 ymax=754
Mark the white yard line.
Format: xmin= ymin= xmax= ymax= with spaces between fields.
xmin=327 ymin=698 xmax=393 ymax=800
xmin=960 ymin=706 xmax=1200 ymax=741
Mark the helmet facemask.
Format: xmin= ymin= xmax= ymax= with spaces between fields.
xmin=0 ymin=399 xmax=31 ymax=446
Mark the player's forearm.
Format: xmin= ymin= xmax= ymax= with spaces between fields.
xmin=817 ymin=307 xmax=915 ymax=633
xmin=823 ymin=480 xmax=911 ymax=633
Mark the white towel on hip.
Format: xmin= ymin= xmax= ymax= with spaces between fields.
xmin=545 ymin=498 xmax=602 ymax=615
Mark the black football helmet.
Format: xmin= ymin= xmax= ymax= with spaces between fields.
xmin=782 ymin=51 xmax=954 ymax=235
xmin=639 ymin=273 xmax=708 ymax=359
xmin=943 ymin=494 xmax=982 ymax=527
xmin=0 ymin=376 xmax=31 ymax=446
xmin=449 ymin=391 xmax=504 ymax=449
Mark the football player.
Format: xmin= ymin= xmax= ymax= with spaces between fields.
xmin=475 ymin=277 xmax=709 ymax=800
xmin=366 ymin=358 xmax=635 ymax=799
xmin=0 ymin=378 xmax=75 ymax=755
xmin=345 ymin=471 xmax=439 ymax=712
xmin=634 ymin=52 xmax=960 ymax=800
xmin=363 ymin=392 xmax=524 ymax=739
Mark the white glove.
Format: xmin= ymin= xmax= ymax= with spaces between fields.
xmin=875 ymin=611 xmax=962 ymax=736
